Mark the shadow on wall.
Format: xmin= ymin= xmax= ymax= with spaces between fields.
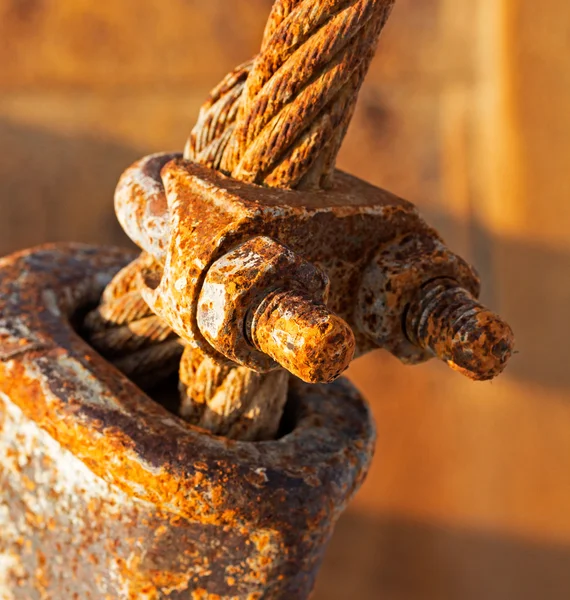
xmin=0 ymin=118 xmax=138 ymax=253
xmin=0 ymin=119 xmax=568 ymax=392
xmin=316 ymin=510 xmax=570 ymax=600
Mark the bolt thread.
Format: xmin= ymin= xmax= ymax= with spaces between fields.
xmin=405 ymin=278 xmax=514 ymax=381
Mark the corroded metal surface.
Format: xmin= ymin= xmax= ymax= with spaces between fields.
xmin=405 ymin=278 xmax=514 ymax=381
xmin=115 ymin=154 xmax=513 ymax=382
xmin=250 ymin=287 xmax=355 ymax=385
xmin=0 ymin=0 xmax=515 ymax=597
xmin=0 ymin=0 xmax=517 ymax=597
xmin=198 ymin=236 xmax=355 ymax=383
xmin=355 ymin=233 xmax=479 ymax=363
xmin=0 ymin=244 xmax=375 ymax=599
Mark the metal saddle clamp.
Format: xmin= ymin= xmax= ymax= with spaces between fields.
xmin=116 ymin=153 xmax=514 ymax=384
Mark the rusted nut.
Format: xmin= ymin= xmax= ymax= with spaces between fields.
xmin=197 ymin=236 xmax=355 ymax=382
xmin=0 ymin=243 xmax=375 ymax=599
xmin=250 ymin=288 xmax=356 ymax=383
xmin=405 ymin=278 xmax=515 ymax=380
xmin=355 ymin=232 xmax=480 ymax=364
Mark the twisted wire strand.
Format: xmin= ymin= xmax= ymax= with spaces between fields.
xmin=84 ymin=251 xmax=180 ymax=390
xmin=101 ymin=252 xmax=158 ymax=305
xmin=84 ymin=291 xmax=152 ymax=333
xmin=178 ymin=348 xmax=288 ymax=441
xmin=184 ymin=60 xmax=253 ymax=169
xmin=113 ymin=339 xmax=185 ymax=390
xmin=236 ymin=0 xmax=380 ymax=148
xmin=90 ymin=316 xmax=176 ymax=356
xmin=223 ymin=0 xmax=395 ymax=188
xmin=185 ymin=0 xmax=395 ymax=188
xmin=261 ymin=0 xmax=306 ymax=45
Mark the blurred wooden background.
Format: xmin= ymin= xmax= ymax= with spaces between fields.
xmin=1 ymin=0 xmax=569 ymax=598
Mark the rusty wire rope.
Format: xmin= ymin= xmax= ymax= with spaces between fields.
xmin=187 ymin=0 xmax=394 ymax=188
xmin=84 ymin=0 xmax=396 ymax=440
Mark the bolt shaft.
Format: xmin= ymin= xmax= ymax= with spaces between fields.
xmin=249 ymin=288 xmax=356 ymax=384
xmin=405 ymin=278 xmax=514 ymax=381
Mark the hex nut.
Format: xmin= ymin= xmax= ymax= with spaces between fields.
xmin=197 ymin=236 xmax=330 ymax=371
xmin=355 ymin=233 xmax=480 ymax=364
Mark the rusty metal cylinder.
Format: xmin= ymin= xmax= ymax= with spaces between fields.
xmin=405 ymin=278 xmax=515 ymax=381
xmin=248 ymin=288 xmax=356 ymax=384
